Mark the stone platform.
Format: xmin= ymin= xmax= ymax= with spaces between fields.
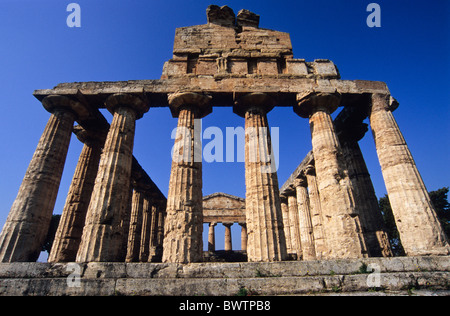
xmin=0 ymin=256 xmax=448 ymax=296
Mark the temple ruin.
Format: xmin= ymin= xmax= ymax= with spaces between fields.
xmin=0 ymin=4 xmax=448 ymax=270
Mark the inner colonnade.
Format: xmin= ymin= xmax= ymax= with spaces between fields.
xmin=0 ymin=5 xmax=448 ymax=264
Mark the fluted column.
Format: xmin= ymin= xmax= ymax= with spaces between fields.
xmin=76 ymin=93 xmax=149 ymax=262
xmin=139 ymin=200 xmax=153 ymax=262
xmin=0 ymin=95 xmax=88 ymax=262
xmin=224 ymin=223 xmax=233 ymax=251
xmin=339 ymin=122 xmax=393 ymax=257
xmin=279 ymin=195 xmax=293 ymax=254
xmin=208 ymin=222 xmax=216 ymax=252
xmin=295 ymin=91 xmax=367 ymax=259
xmin=370 ymin=93 xmax=449 ymax=255
xmin=304 ymin=164 xmax=325 ymax=259
xmin=125 ymin=190 xmax=145 ymax=262
xmin=286 ymin=191 xmax=301 ymax=259
xmin=162 ymin=92 xmax=212 ymax=263
xmin=234 ymin=93 xmax=287 ymax=262
xmin=295 ymin=177 xmax=316 ymax=261
xmin=239 ymin=223 xmax=247 ymax=252
xmin=48 ymin=126 xmax=106 ymax=262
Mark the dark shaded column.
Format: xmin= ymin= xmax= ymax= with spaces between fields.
xmin=48 ymin=126 xmax=106 ymax=262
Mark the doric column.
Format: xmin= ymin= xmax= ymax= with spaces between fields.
xmin=239 ymin=223 xmax=247 ymax=252
xmin=76 ymin=93 xmax=149 ymax=262
xmin=279 ymin=194 xmax=293 ymax=254
xmin=304 ymin=164 xmax=325 ymax=259
xmin=369 ymin=93 xmax=449 ymax=255
xmin=155 ymin=202 xmax=166 ymax=261
xmin=0 ymin=95 xmax=88 ymax=262
xmin=294 ymin=177 xmax=316 ymax=261
xmin=208 ymin=222 xmax=216 ymax=252
xmin=148 ymin=203 xmax=159 ymax=262
xmin=224 ymin=223 xmax=233 ymax=251
xmin=233 ymin=93 xmax=287 ymax=262
xmin=295 ymin=91 xmax=367 ymax=259
xmin=339 ymin=122 xmax=393 ymax=257
xmin=162 ymin=92 xmax=212 ymax=263
xmin=48 ymin=126 xmax=106 ymax=263
xmin=139 ymin=199 xmax=153 ymax=262
xmin=286 ymin=190 xmax=302 ymax=259
xmin=125 ymin=189 xmax=145 ymax=262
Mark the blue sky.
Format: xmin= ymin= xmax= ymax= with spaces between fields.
xmin=0 ymin=0 xmax=448 ymax=256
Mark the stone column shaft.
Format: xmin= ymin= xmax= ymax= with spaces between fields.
xmin=235 ymin=93 xmax=287 ymax=262
xmin=305 ymin=165 xmax=326 ymax=259
xmin=224 ymin=223 xmax=233 ymax=251
xmin=163 ymin=92 xmax=211 ymax=263
xmin=370 ymin=93 xmax=449 ymax=255
xmin=295 ymin=92 xmax=367 ymax=259
xmin=287 ymin=193 xmax=301 ymax=259
xmin=295 ymin=178 xmax=316 ymax=261
xmin=208 ymin=223 xmax=216 ymax=252
xmin=341 ymin=134 xmax=392 ymax=257
xmin=48 ymin=127 xmax=105 ymax=262
xmin=240 ymin=223 xmax=247 ymax=252
xmin=125 ymin=190 xmax=145 ymax=262
xmin=0 ymin=96 xmax=86 ymax=262
xmin=280 ymin=195 xmax=293 ymax=253
xmin=76 ymin=94 xmax=148 ymax=262
xmin=139 ymin=200 xmax=152 ymax=262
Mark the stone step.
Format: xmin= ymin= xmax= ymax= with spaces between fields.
xmin=0 ymin=256 xmax=448 ymax=296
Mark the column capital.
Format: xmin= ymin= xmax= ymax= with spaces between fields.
xmin=42 ymin=95 xmax=89 ymax=121
xmin=105 ymin=93 xmax=149 ymax=119
xmin=371 ymin=93 xmax=399 ymax=113
xmin=233 ymin=92 xmax=275 ymax=118
xmin=294 ymin=91 xmax=341 ymax=118
xmin=73 ymin=125 xmax=107 ymax=147
xmin=304 ymin=164 xmax=316 ymax=176
xmin=168 ymin=92 xmax=212 ymax=118
xmin=293 ymin=176 xmax=307 ymax=188
xmin=338 ymin=122 xmax=369 ymax=144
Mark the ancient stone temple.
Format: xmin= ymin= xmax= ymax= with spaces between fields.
xmin=0 ymin=4 xmax=448 ymax=271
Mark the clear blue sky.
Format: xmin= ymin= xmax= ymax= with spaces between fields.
xmin=0 ymin=0 xmax=448 ymax=256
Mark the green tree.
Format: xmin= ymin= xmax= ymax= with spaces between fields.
xmin=379 ymin=187 xmax=450 ymax=256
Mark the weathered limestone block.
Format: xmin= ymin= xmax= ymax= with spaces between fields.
xmin=48 ymin=126 xmax=106 ymax=263
xmin=370 ymin=93 xmax=450 ymax=256
xmin=295 ymin=91 xmax=368 ymax=259
xmin=234 ymin=93 xmax=287 ymax=262
xmin=0 ymin=95 xmax=88 ymax=262
xmin=162 ymin=92 xmax=211 ymax=263
xmin=76 ymin=94 xmax=149 ymax=262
